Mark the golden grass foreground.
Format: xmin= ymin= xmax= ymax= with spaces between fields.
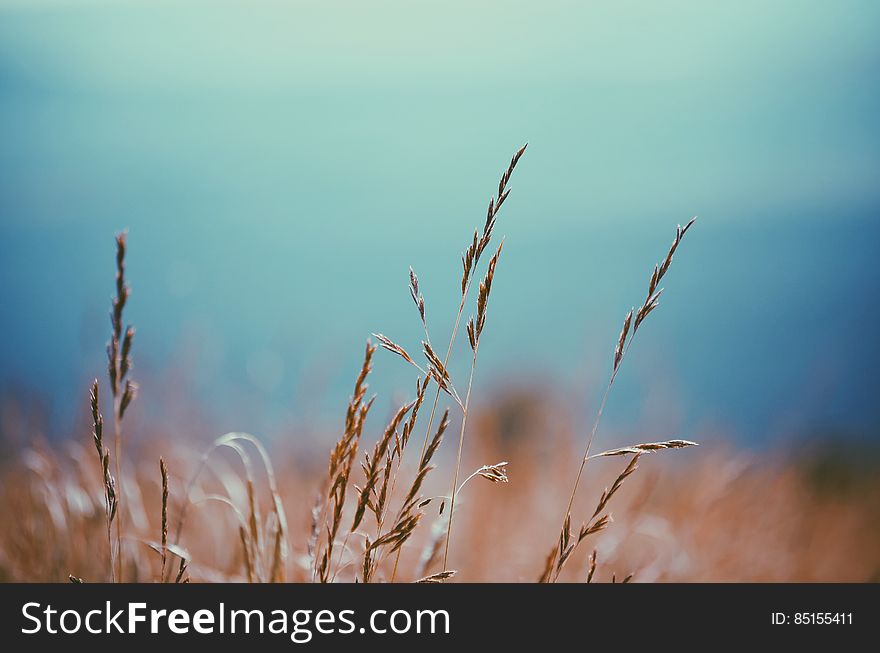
xmin=1 ymin=146 xmax=877 ymax=584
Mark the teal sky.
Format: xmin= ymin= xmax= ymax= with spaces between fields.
xmin=1 ymin=1 xmax=879 ymax=443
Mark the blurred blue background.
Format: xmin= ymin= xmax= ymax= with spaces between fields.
xmin=1 ymin=0 xmax=878 ymax=444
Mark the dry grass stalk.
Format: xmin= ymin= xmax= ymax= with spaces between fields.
xmin=351 ymin=402 xmax=413 ymax=533
xmin=591 ymin=439 xmax=698 ymax=459
xmin=373 ymin=409 xmax=450 ymax=582
xmin=591 ymin=455 xmax=640 ymax=520
xmin=457 ymin=461 xmax=510 ymax=493
xmin=147 ymin=456 xmax=189 ymax=583
xmin=315 ymin=342 xmax=376 ymax=582
xmin=537 ymin=545 xmax=556 ymax=583
xmin=399 ymin=377 xmax=428 ymax=454
xmin=106 ymin=231 xmax=137 ymax=581
xmin=373 ymin=333 xmax=420 ymax=370
xmin=89 ymin=380 xmax=117 ymax=581
xmin=586 ymin=550 xmax=597 ymax=583
xmin=372 ymin=453 xmax=394 ymax=527
xmin=638 ymin=218 xmax=697 ymax=333
xmin=555 ymin=455 xmax=639 ymax=578
xmin=613 ymin=309 xmax=633 ymax=374
xmin=362 ymin=537 xmax=372 ymax=583
xmin=348 ymin=394 xmax=432 ymax=583
xmin=415 ymin=570 xmax=456 ymax=583
xmin=444 ymin=241 xmax=504 ymax=571
xmin=400 ymin=409 xmax=449 ymax=519
xmin=246 ymin=479 xmax=262 ymax=579
xmin=239 ymin=525 xmax=253 ymax=583
xmin=382 ymin=377 xmax=429 ymax=581
xmin=546 ymin=218 xmax=698 ymax=582
xmin=422 ymin=341 xmax=461 ymax=406
xmin=159 ymin=457 xmax=168 ymax=582
xmin=374 ymin=146 xmax=526 ymax=579
xmin=474 ymin=461 xmax=509 ymax=484
xmin=402 ymin=149 xmax=525 ymax=445
xmin=368 ymin=513 xmax=421 ymax=553
xmin=461 ymin=144 xmax=527 ymax=293
xmin=250 ymin=437 xmax=289 ymax=582
xmin=268 ymin=514 xmax=284 ymax=583
xmin=175 ymin=557 xmax=189 ymax=584
xmin=409 ymin=267 xmax=426 ymax=329
xmin=469 ymin=242 xmax=503 ymax=352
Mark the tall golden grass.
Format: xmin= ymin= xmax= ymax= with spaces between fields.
xmin=0 ymin=145 xmax=877 ymax=583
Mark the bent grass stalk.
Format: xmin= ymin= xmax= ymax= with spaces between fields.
xmin=173 ymin=432 xmax=288 ymax=583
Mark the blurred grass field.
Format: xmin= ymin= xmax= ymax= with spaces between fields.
xmin=2 ymin=389 xmax=878 ymax=582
